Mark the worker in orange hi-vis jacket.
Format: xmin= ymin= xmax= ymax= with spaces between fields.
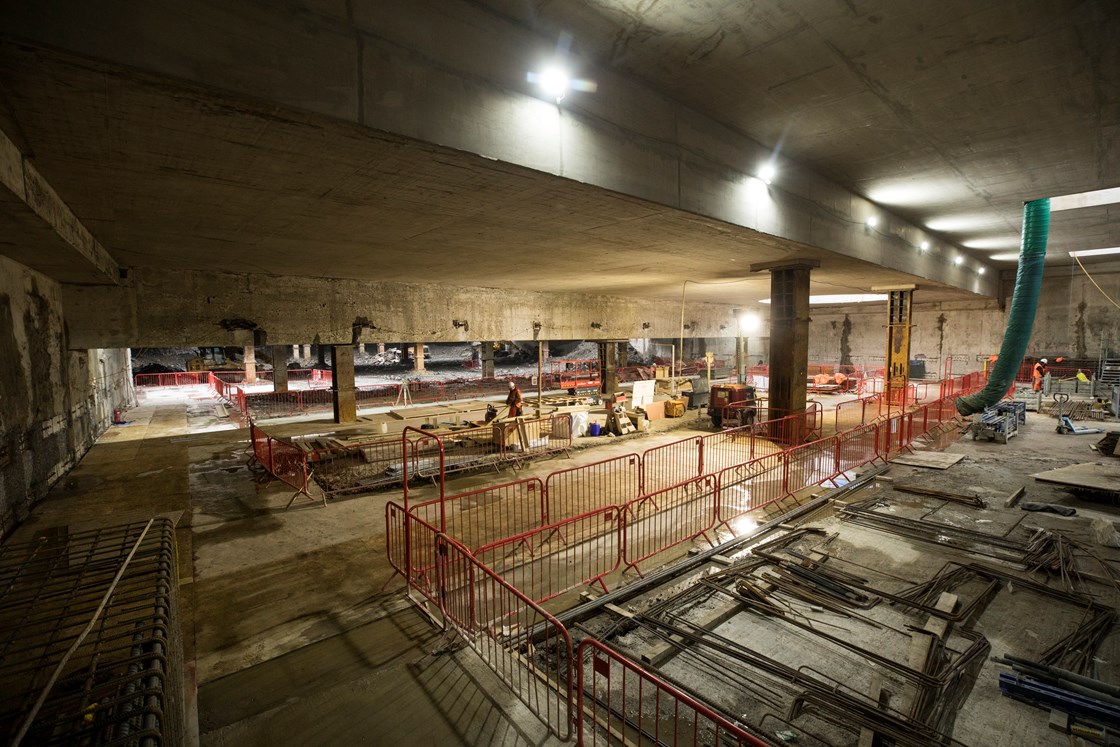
xmin=505 ymin=381 xmax=524 ymax=417
xmin=1032 ymin=358 xmax=1048 ymax=391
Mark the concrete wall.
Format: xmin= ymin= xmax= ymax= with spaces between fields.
xmin=0 ymin=255 xmax=131 ymax=537
xmin=806 ymin=262 xmax=1120 ymax=371
xmin=61 ymin=267 xmax=748 ymax=349
xmin=0 ymin=0 xmax=995 ymax=296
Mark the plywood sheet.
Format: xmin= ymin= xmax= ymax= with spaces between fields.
xmin=1031 ymin=462 xmax=1120 ymax=493
xmin=889 ymin=452 xmax=965 ymax=470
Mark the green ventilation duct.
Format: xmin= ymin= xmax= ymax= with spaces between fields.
xmin=956 ymin=198 xmax=1050 ymax=415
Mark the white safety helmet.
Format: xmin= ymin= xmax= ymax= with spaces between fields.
xmin=1040 ymin=358 xmax=1048 ymax=364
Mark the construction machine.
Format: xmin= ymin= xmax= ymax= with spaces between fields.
xmin=708 ymin=384 xmax=757 ymax=429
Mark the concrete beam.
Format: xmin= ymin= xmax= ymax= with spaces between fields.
xmin=0 ymin=1 xmax=995 ymax=296
xmin=0 ymin=127 xmax=119 ymax=284
xmin=60 ymin=267 xmax=747 ymax=349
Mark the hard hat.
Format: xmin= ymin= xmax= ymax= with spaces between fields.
xmin=508 ymin=381 xmax=516 ymax=388
xmin=1040 ymin=358 xmax=1048 ymax=364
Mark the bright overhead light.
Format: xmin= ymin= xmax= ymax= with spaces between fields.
xmin=1068 ymin=247 xmax=1120 ymax=258
xmin=865 ymin=215 xmax=879 ymax=228
xmin=528 ymin=66 xmax=571 ymax=100
xmin=953 ymin=256 xmax=963 ymax=266
xmin=758 ymin=164 xmax=776 ymax=185
xmin=919 ymin=241 xmax=930 ymax=251
xmin=1051 ymin=187 xmax=1120 ymax=212
xmin=760 ymin=294 xmax=888 ymax=305
xmin=989 ymin=253 xmax=1019 ymax=261
xmin=978 ymin=267 xmax=986 ymax=275
xmin=737 ymin=311 xmax=761 ymax=334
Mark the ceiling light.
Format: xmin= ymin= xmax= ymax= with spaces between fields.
xmin=1068 ymin=247 xmax=1120 ymax=258
xmin=989 ymin=253 xmax=1019 ymax=261
xmin=1051 ymin=187 xmax=1120 ymax=212
xmin=760 ymin=294 xmax=888 ymax=305
xmin=953 ymin=256 xmax=963 ymax=266
xmin=758 ymin=164 xmax=776 ymax=185
xmin=737 ymin=311 xmax=761 ymax=334
xmin=919 ymin=241 xmax=930 ymax=251
xmin=865 ymin=215 xmax=879 ymax=228
xmin=978 ymin=267 xmax=986 ymax=275
xmin=528 ymin=66 xmax=570 ymax=100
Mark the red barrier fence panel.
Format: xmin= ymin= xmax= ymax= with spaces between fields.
xmin=406 ymin=425 xmax=504 ymax=485
xmin=436 ymin=535 xmax=574 ymax=741
xmin=545 ymin=454 xmax=642 ymax=524
xmin=577 ymin=638 xmax=769 ymax=747
xmin=475 ymin=506 xmax=622 ymax=603
xmin=698 ymin=422 xmax=763 ymax=476
xmin=715 ymin=453 xmax=786 ymax=527
xmin=508 ymin=414 xmax=573 ymax=460
xmin=835 ymin=424 xmax=880 ymax=478
xmin=385 ymin=500 xmax=409 ymax=580
xmin=134 ymin=371 xmax=210 ymax=387
xmin=834 ymin=395 xmax=880 ymax=432
xmin=642 ymin=436 xmax=702 ymax=494
xmin=412 ymin=478 xmax=546 ymax=553
xmin=243 ymin=390 xmax=305 ymax=420
xmin=406 ymin=380 xmax=445 ymax=404
xmin=622 ymin=475 xmax=718 ymax=576
xmin=784 ymin=437 xmax=839 ymax=497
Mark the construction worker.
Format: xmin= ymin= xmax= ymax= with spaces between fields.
xmin=505 ymin=381 xmax=524 ymax=417
xmin=1033 ymin=358 xmax=1048 ymax=392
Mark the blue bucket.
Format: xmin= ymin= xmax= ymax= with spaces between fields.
xmin=589 ymin=423 xmax=601 ymax=437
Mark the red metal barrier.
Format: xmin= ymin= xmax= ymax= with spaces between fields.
xmin=475 ymin=506 xmax=622 ymax=602
xmin=577 ymin=638 xmax=769 ymax=747
xmin=834 ymin=394 xmax=880 ymax=432
xmin=305 ymin=434 xmax=405 ymax=498
xmin=248 ymin=423 xmax=316 ymax=506
xmin=642 ymin=436 xmax=702 ymax=494
xmin=784 ymin=437 xmax=840 ymax=497
xmin=411 ymin=478 xmax=546 ymax=553
xmin=545 ymin=454 xmax=642 ymax=524
xmin=715 ymin=453 xmax=786 ymax=527
xmin=133 ymin=371 xmax=211 ymax=387
xmin=835 ymin=424 xmax=880 ymax=478
xmin=435 ymin=535 xmax=574 ymax=741
xmin=622 ymin=475 xmax=718 ymax=576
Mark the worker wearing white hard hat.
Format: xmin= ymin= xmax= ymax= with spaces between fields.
xmin=1033 ymin=358 xmax=1048 ymax=391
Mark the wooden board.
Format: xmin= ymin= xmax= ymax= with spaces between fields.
xmin=1031 ymin=462 xmax=1120 ymax=493
xmin=889 ymin=452 xmax=965 ymax=470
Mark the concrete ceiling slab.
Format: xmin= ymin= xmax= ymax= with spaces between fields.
xmin=0 ymin=42 xmax=975 ymax=304
xmin=478 ymin=0 xmax=1120 ymax=261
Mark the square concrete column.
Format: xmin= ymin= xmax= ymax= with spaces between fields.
xmin=316 ymin=345 xmax=327 ymax=368
xmin=481 ymin=341 xmax=495 ymax=377
xmin=331 ymin=344 xmax=357 ymax=423
xmin=301 ymin=344 xmax=311 ymax=361
xmin=751 ymin=260 xmax=818 ymax=438
xmin=377 ymin=342 xmax=385 ymax=355
xmin=291 ymin=344 xmax=299 ymax=360
xmin=414 ymin=343 xmax=425 ymax=372
xmin=357 ymin=343 xmax=365 ymax=355
xmin=244 ymin=345 xmax=257 ymax=384
xmin=272 ymin=346 xmax=289 ymax=393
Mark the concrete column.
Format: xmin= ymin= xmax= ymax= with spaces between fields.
xmin=751 ymin=260 xmax=818 ymax=438
xmin=617 ymin=342 xmax=627 ymax=368
xmin=413 ymin=343 xmax=425 ymax=372
xmin=291 ymin=344 xmax=299 ymax=360
xmin=377 ymin=342 xmax=385 ymax=355
xmin=244 ymin=345 xmax=257 ymax=384
xmin=357 ymin=343 xmax=365 ymax=355
xmin=331 ymin=344 xmax=357 ymax=423
xmin=301 ymin=344 xmax=311 ymax=361
xmin=540 ymin=341 xmax=550 ymax=361
xmin=481 ymin=341 xmax=495 ymax=377
xmin=603 ymin=342 xmax=619 ymax=399
xmin=316 ymin=345 xmax=326 ymax=368
xmin=272 ymin=346 xmax=289 ymax=393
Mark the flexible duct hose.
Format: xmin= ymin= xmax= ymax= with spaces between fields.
xmin=956 ymin=198 xmax=1050 ymax=415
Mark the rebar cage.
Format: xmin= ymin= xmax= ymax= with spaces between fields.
xmin=0 ymin=518 xmax=184 ymax=747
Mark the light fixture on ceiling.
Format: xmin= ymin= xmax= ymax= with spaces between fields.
xmin=527 ymin=65 xmax=571 ymax=101
xmin=758 ymin=164 xmax=776 ymax=185
xmin=978 ymin=267 xmax=986 ymax=275
xmin=865 ymin=215 xmax=879 ymax=228
xmin=953 ymin=256 xmax=963 ymax=266
xmin=760 ymin=294 xmax=888 ymax=305
xmin=1068 ymin=247 xmax=1120 ymax=258
xmin=737 ymin=311 xmax=761 ymax=334
xmin=1050 ymin=187 xmax=1120 ymax=212
xmin=989 ymin=253 xmax=1019 ymax=261
xmin=919 ymin=241 xmax=930 ymax=251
